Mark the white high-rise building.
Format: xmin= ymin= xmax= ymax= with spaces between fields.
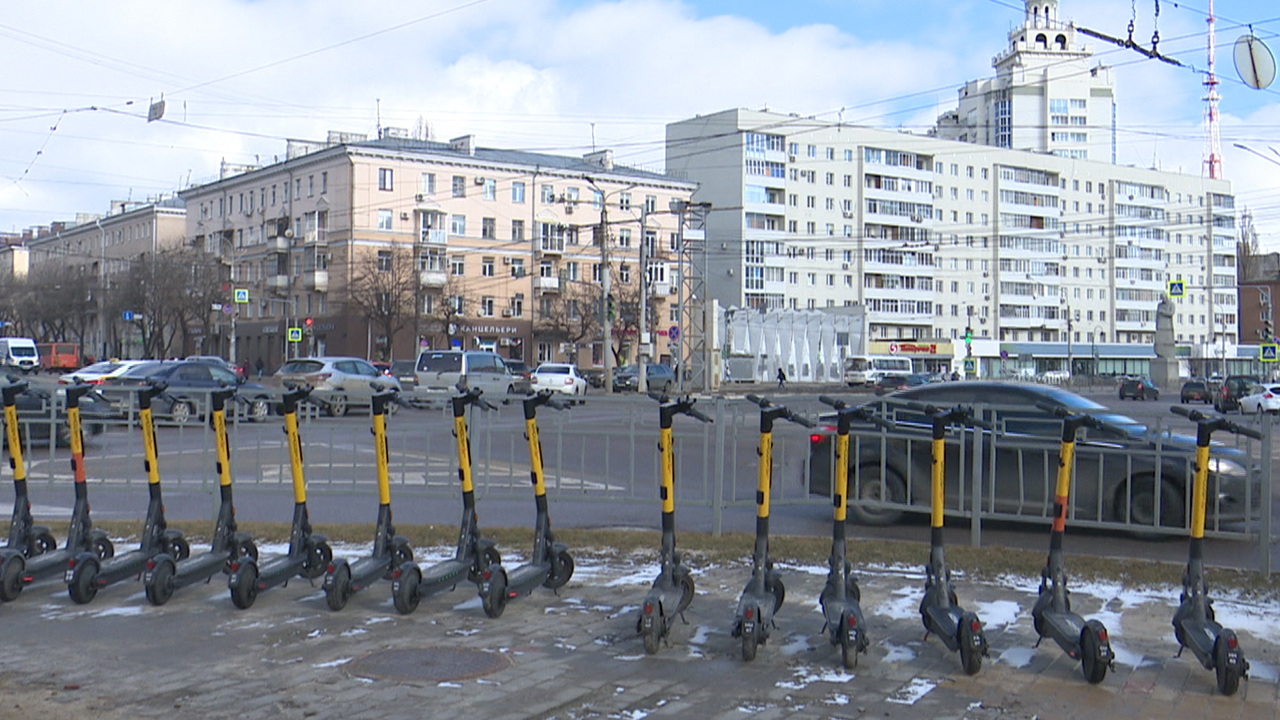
xmin=935 ymin=0 xmax=1116 ymax=163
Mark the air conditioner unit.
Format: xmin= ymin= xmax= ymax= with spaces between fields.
xmin=788 ymin=155 xmax=797 ymax=163
xmin=400 ymin=213 xmax=410 ymax=220
xmin=842 ymin=212 xmax=854 ymax=219
xmin=502 ymin=257 xmax=510 ymax=264
xmin=474 ymin=177 xmax=486 ymax=185
xmin=501 ymin=309 xmax=513 ymax=317
xmin=841 ymin=263 xmax=849 ymax=270
xmin=565 ymin=205 xmax=574 ymax=214
xmin=415 ymin=194 xmax=425 ymax=202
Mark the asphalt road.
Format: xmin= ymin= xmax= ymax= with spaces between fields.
xmin=9 ymin=378 xmax=1279 ymax=574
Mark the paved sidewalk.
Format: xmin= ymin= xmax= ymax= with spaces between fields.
xmin=1 ymin=543 xmax=1278 ymax=720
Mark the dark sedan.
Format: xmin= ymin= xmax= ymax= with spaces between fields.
xmin=5 ymin=386 xmax=113 ymax=448
xmin=98 ymin=361 xmax=272 ymax=422
xmin=1180 ymin=380 xmax=1212 ymax=404
xmin=806 ymin=382 xmax=1259 ymax=535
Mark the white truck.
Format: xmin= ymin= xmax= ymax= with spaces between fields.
xmin=0 ymin=338 xmax=40 ymax=374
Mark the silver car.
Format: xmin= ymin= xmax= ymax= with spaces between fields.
xmin=271 ymin=356 xmax=401 ymax=417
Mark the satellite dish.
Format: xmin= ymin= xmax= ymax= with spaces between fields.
xmin=1234 ymin=34 xmax=1276 ymax=90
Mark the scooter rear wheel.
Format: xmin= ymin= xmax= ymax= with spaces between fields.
xmin=230 ymin=562 xmax=258 ymax=609
xmin=1215 ymin=636 xmax=1243 ymax=696
xmin=325 ymin=563 xmax=352 ymax=611
xmin=742 ymin=631 xmax=758 ymax=662
xmin=392 ymin=564 xmax=421 ymax=615
xmin=1080 ymin=627 xmax=1108 ymax=684
xmin=0 ymin=556 xmax=24 ymax=601
xmin=68 ymin=558 xmax=99 ymax=605
xmin=145 ymin=558 xmax=176 ymax=606
xmin=958 ymin=621 xmax=983 ymax=676
xmin=642 ymin=621 xmax=661 ymax=655
xmin=839 ymin=624 xmax=856 ymax=669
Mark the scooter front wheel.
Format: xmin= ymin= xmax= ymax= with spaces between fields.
xmin=392 ymin=563 xmax=421 ymax=615
xmin=303 ymin=541 xmax=332 ymax=580
xmin=770 ymin=577 xmax=786 ymax=614
xmin=32 ymin=531 xmax=57 ymax=556
xmin=482 ymin=571 xmax=507 ymax=619
xmin=230 ymin=561 xmax=259 ymax=609
xmin=92 ymin=536 xmax=115 ymax=561
xmin=68 ymin=558 xmax=99 ymax=605
xmin=145 ymin=557 xmax=176 ymax=606
xmin=0 ymin=555 xmax=25 ymax=601
xmin=169 ymin=536 xmax=191 ymax=561
xmin=468 ymin=546 xmax=501 ymax=584
xmin=325 ymin=563 xmax=352 ymax=611
xmin=675 ymin=574 xmax=696 ymax=616
xmin=543 ymin=550 xmax=574 ymax=590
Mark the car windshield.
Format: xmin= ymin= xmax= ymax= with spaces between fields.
xmin=10 ymin=346 xmax=35 ymax=357
xmin=418 ymin=353 xmax=463 ymax=373
xmin=280 ymin=360 xmax=325 ymax=374
xmin=77 ymin=362 xmax=119 ymax=374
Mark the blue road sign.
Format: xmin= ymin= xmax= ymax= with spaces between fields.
xmin=1262 ymin=344 xmax=1278 ymax=362
xmin=963 ymin=358 xmax=977 ymax=374
xmin=287 ymin=327 xmax=302 ymax=342
xmin=122 ymin=310 xmax=134 ymax=321
xmin=234 ymin=288 xmax=249 ymax=304
xmin=668 ymin=325 xmax=680 ymax=341
xmin=1167 ymin=280 xmax=1185 ymax=298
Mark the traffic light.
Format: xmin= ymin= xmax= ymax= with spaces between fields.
xmin=964 ymin=326 xmax=973 ymax=344
xmin=1265 ymin=318 xmax=1274 ymax=341
xmin=606 ymin=294 xmax=616 ymax=321
xmin=304 ymin=317 xmax=314 ymax=333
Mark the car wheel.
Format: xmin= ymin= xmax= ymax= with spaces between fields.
xmin=247 ymin=399 xmax=269 ymax=422
xmin=170 ymin=401 xmax=194 ymax=424
xmin=848 ymin=464 xmax=907 ymax=526
xmin=1120 ymin=477 xmax=1185 ymax=533
xmin=326 ymin=396 xmax=347 ymax=417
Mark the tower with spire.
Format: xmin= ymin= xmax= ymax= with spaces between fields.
xmin=935 ymin=0 xmax=1116 ymax=163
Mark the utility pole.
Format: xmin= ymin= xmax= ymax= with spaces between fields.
xmin=638 ymin=203 xmax=648 ymax=394
xmin=586 ymin=178 xmax=614 ymax=395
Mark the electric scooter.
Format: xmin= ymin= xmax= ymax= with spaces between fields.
xmin=904 ymin=400 xmax=989 ymax=675
xmin=66 ymin=382 xmax=190 ymax=604
xmin=816 ymin=395 xmax=894 ymax=669
xmin=391 ymin=384 xmax=501 ymax=614
xmin=1030 ymin=401 xmax=1121 ymax=683
xmin=227 ymin=384 xmax=332 ymax=609
xmin=478 ymin=390 xmax=574 ymax=618
xmin=636 ymin=392 xmax=711 ymax=654
xmin=323 ymin=386 xmax=414 ymax=610
xmin=1169 ymin=405 xmax=1259 ymax=695
xmin=0 ymin=380 xmax=114 ymax=601
xmin=733 ymin=394 xmax=814 ymax=661
xmin=143 ymin=386 xmax=258 ymax=605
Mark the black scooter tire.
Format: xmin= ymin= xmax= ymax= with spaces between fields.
xmin=468 ymin=546 xmax=501 ymax=584
xmin=839 ymin=623 xmax=856 ymax=669
xmin=642 ymin=621 xmax=661 ymax=655
xmin=169 ymin=536 xmax=191 ymax=561
xmin=392 ymin=564 xmax=421 ymax=615
xmin=482 ymin=571 xmax=507 ymax=619
xmin=1080 ymin=627 xmax=1108 ymax=684
xmin=958 ymin=620 xmax=983 ymax=676
xmin=770 ymin=577 xmax=786 ymax=614
xmin=742 ymin=631 xmax=758 ymax=662
xmin=145 ymin=558 xmax=176 ymax=606
xmin=68 ymin=558 xmax=99 ymax=605
xmin=230 ymin=562 xmax=258 ymax=609
xmin=0 ymin=555 xmax=24 ymax=602
xmin=1215 ymin=636 xmax=1243 ymax=696
xmin=303 ymin=542 xmax=332 ymax=580
xmin=32 ymin=531 xmax=57 ymax=556
xmin=386 ymin=543 xmax=413 ymax=580
xmin=325 ymin=563 xmax=352 ymax=611
xmin=543 ymin=550 xmax=574 ymax=590
xmin=93 ymin=537 xmax=115 ymax=561
xmin=675 ymin=574 xmax=696 ymax=616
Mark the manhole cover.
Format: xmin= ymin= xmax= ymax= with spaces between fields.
xmin=346 ymin=647 xmax=511 ymax=683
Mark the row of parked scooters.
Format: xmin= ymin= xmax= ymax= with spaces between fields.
xmin=0 ymin=377 xmax=1258 ymax=696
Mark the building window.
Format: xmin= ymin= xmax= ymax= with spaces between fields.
xmin=450 ymin=256 xmax=466 ymax=275
xmin=450 ymin=214 xmax=466 ymax=235
xmin=645 ymin=195 xmax=657 ymax=213
xmin=378 ymin=168 xmax=393 ymax=191
xmin=483 ymin=178 xmax=496 ymax=200
xmin=308 ymin=175 xmax=314 ymax=197
xmin=511 ymin=258 xmax=525 ymax=277
xmin=512 ymin=181 xmax=525 ymax=203
xmin=541 ymin=185 xmax=555 ymax=204
xmin=481 ymin=297 xmax=495 ymax=317
xmin=619 ymin=193 xmax=631 ymax=210
xmin=619 ymin=264 xmax=631 ymax=283
xmin=512 ymin=219 xmax=525 ymax=241
xmin=421 ymin=173 xmax=436 ymax=194
xmin=452 ymin=176 xmax=466 ymax=198
xmin=321 ymin=172 xmax=328 ymax=194
xmin=482 ymin=257 xmax=495 ymax=277
xmin=618 ymin=229 xmax=631 ymax=248
xmin=377 ymin=210 xmax=393 ymax=230
xmin=482 ymin=217 xmax=496 ymax=239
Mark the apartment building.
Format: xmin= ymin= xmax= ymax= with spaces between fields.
xmin=180 ymin=132 xmax=696 ymax=369
xmin=25 ymin=199 xmax=188 ymax=357
xmin=666 ymin=108 xmax=1235 ymax=376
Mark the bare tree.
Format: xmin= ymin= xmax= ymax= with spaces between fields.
xmin=423 ymin=273 xmax=470 ymax=351
xmin=347 ymin=246 xmax=417 ymax=361
xmin=534 ymin=281 xmax=601 ymax=364
xmin=1238 ymin=207 xmax=1261 ymax=283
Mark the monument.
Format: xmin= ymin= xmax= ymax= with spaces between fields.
xmin=1150 ymin=295 xmax=1180 ymax=388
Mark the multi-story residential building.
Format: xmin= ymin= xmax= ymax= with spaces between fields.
xmin=25 ymin=199 xmax=187 ymax=357
xmin=935 ymin=0 xmax=1116 ymax=163
xmin=180 ymin=132 xmax=696 ymax=370
xmin=666 ymin=108 xmax=1235 ymax=376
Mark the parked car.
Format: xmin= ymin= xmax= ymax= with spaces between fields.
xmin=3 ymin=385 xmax=113 ymax=448
xmin=1215 ymin=375 xmax=1261 ymax=413
xmin=805 ymin=382 xmax=1259 ymax=534
xmin=59 ymin=359 xmax=149 ymax=386
xmin=873 ymin=373 xmax=932 ymax=395
xmin=270 ymin=356 xmax=401 ymax=417
xmin=99 ymin=360 xmax=273 ymax=422
xmin=415 ymin=350 xmax=518 ymax=398
xmin=1118 ymin=377 xmax=1159 ymax=401
xmin=504 ymin=360 xmax=534 ymax=395
xmin=390 ymin=360 xmax=418 ymax=390
xmin=582 ymin=369 xmax=606 ymax=389
xmin=612 ymin=363 xmax=676 ymax=392
xmin=1237 ymin=383 xmax=1280 ymax=414
xmin=531 ymin=363 xmax=588 ymax=395
xmin=185 ymin=355 xmax=247 ymax=380
xmin=1179 ymin=379 xmax=1213 ymax=404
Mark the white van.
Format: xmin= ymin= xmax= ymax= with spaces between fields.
xmin=843 ymin=355 xmax=912 ymax=387
xmin=0 ymin=338 xmax=39 ymax=374
xmin=414 ymin=349 xmax=517 ymax=397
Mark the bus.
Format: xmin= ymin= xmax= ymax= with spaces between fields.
xmin=843 ymin=355 xmax=913 ymax=387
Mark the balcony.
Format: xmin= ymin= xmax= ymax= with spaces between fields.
xmin=303 ymin=270 xmax=328 ymax=292
xmin=266 ymin=274 xmax=290 ymax=292
xmin=651 ymin=282 xmax=671 ymax=296
xmin=302 ymin=230 xmax=328 ymax=247
xmin=539 ymin=237 xmax=564 ymax=256
xmin=534 ymin=276 xmax=560 ymax=293
xmin=269 ymin=235 xmax=291 ymax=252
xmin=420 ymin=269 xmax=448 ymax=289
xmin=421 ymin=229 xmax=448 ymax=245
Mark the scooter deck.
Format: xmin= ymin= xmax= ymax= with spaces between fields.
xmin=925 ymin=603 xmax=965 ymax=645
xmin=23 ymin=548 xmax=75 ymax=577
xmin=88 ymin=549 xmax=156 ymax=585
xmin=172 ymin=551 xmax=232 ymax=586
xmin=1039 ymin=608 xmax=1086 ymax=655
xmin=254 ymin=556 xmax=308 ymax=588
xmin=346 ymin=554 xmax=394 ymax=588
xmin=505 ymin=563 xmax=550 ymax=595
xmin=418 ymin=558 xmax=472 ymax=590
xmin=1177 ymin=616 xmax=1223 ymax=662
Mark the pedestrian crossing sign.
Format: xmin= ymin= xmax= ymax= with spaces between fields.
xmin=1262 ymin=344 xmax=1278 ymax=362
xmin=287 ymin=327 xmax=303 ymax=342
xmin=963 ymin=358 xmax=977 ymax=374
xmin=1167 ymin=280 xmax=1185 ymax=298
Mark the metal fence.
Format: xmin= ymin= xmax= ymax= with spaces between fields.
xmin=5 ymin=388 xmax=1275 ymax=574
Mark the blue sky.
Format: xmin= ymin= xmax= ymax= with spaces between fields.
xmin=2 ymin=0 xmax=1280 ymax=242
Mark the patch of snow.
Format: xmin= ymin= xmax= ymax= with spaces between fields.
xmin=312 ymin=657 xmax=353 ymax=668
xmin=452 ymin=596 xmax=482 ymax=611
xmin=886 ymin=677 xmax=935 ymax=705
xmin=613 ymin=654 xmax=645 ymax=661
xmin=1248 ymin=660 xmax=1278 ymax=683
xmin=91 ymin=606 xmax=146 ymax=618
xmin=973 ymin=599 xmax=1022 ymax=631
xmin=875 ymin=584 xmax=923 ymax=620
xmin=437 ymin=681 xmax=462 ymax=688
xmin=880 ymin=642 xmax=915 ymax=664
xmin=779 ymin=633 xmax=811 ymax=656
xmin=824 ymin=693 xmax=849 ymax=706
xmin=998 ymin=647 xmax=1036 ymax=668
xmin=775 ymin=665 xmax=855 ymax=689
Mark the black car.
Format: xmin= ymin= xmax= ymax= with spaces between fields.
xmin=1118 ymin=377 xmax=1159 ymax=401
xmin=873 ymin=372 xmax=932 ymax=395
xmin=1215 ymin=375 xmax=1261 ymax=413
xmin=4 ymin=386 xmax=113 ymax=448
xmin=1179 ymin=380 xmax=1212 ymax=404
xmin=99 ymin=361 xmax=272 ymax=422
xmin=805 ymin=382 xmax=1258 ymax=534
xmin=504 ymin=360 xmax=534 ymax=395
xmin=612 ymin=363 xmax=676 ymax=392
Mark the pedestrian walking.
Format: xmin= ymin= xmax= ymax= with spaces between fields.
xmin=776 ymin=367 xmax=787 ymax=389
xmin=255 ymin=357 xmax=265 ymax=380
